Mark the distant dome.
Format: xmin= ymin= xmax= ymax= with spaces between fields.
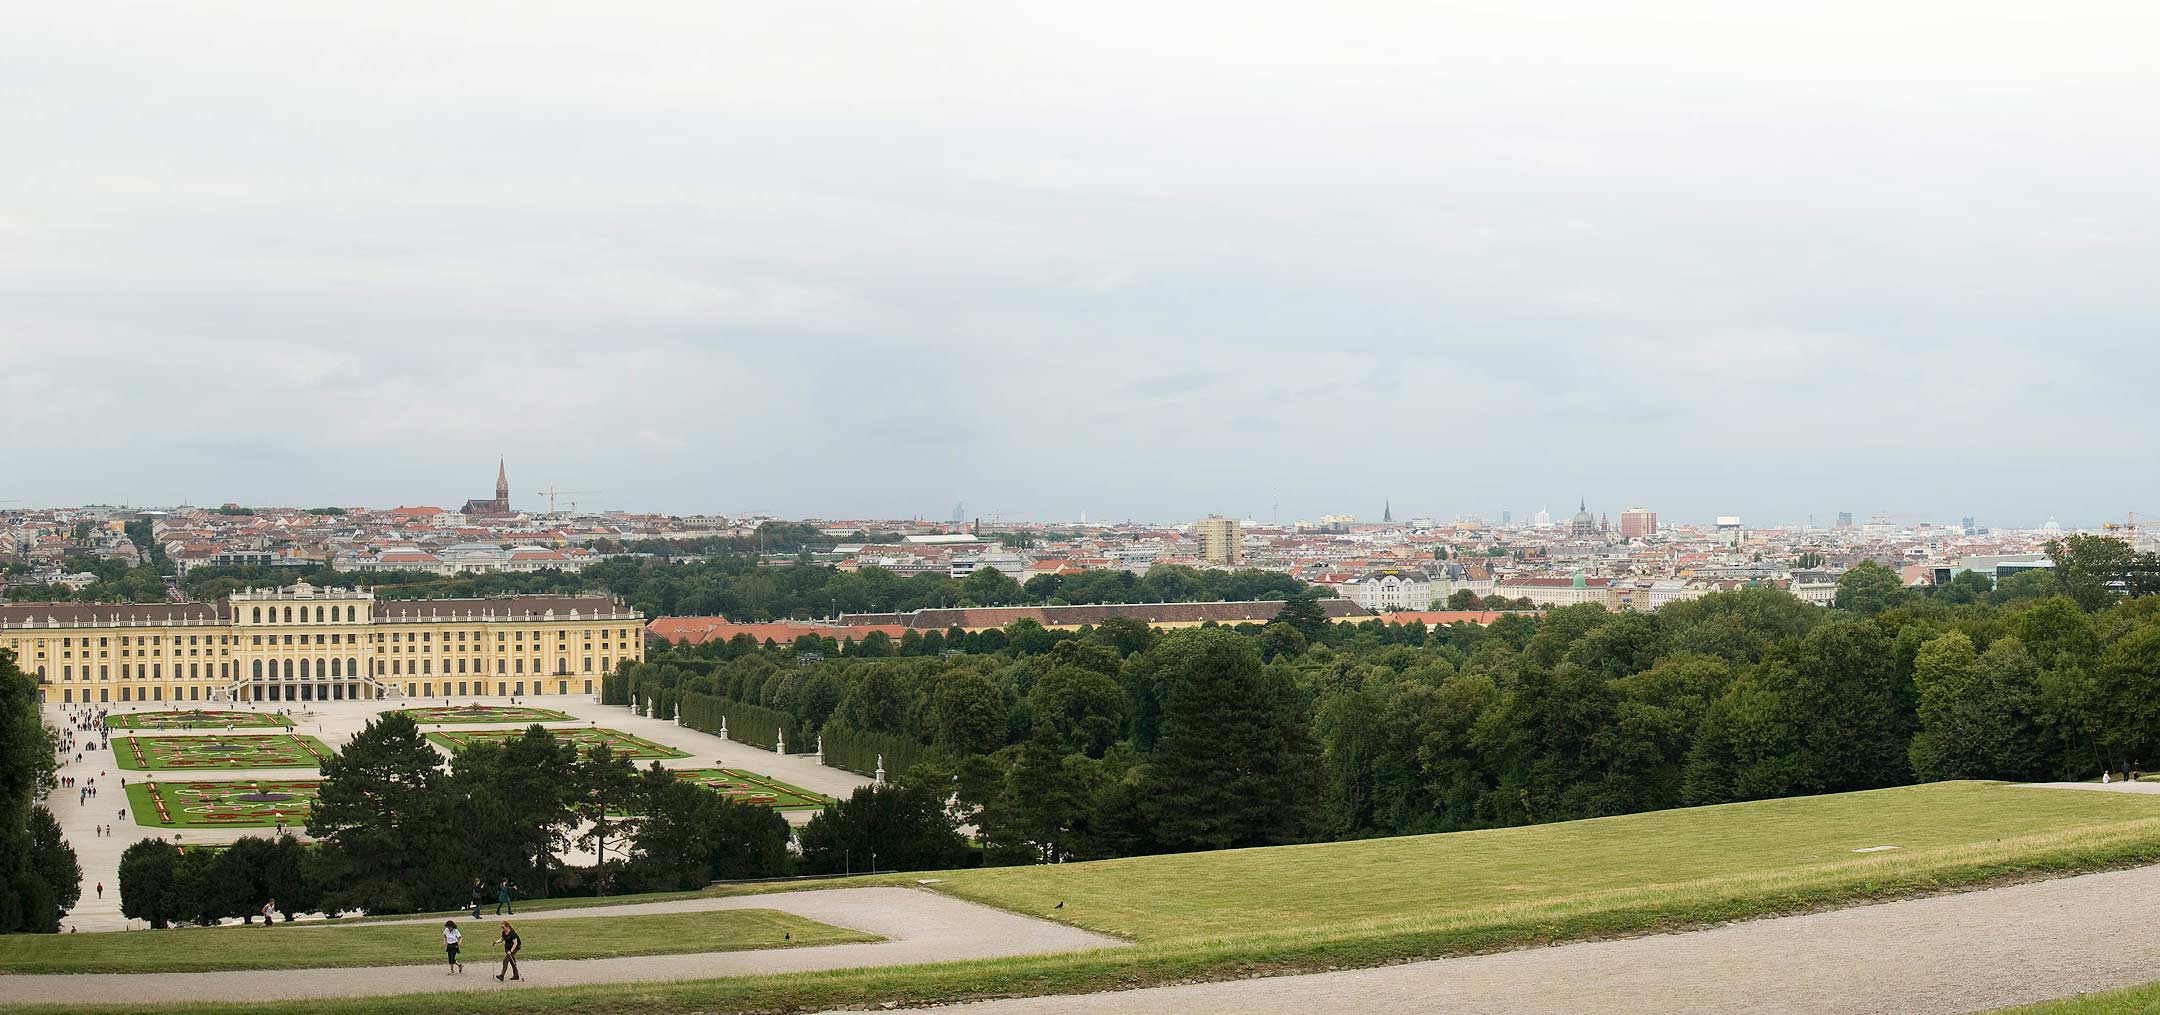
xmin=1568 ymin=499 xmax=1599 ymax=537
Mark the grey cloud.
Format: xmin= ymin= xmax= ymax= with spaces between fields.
xmin=3 ymin=1 xmax=2158 ymax=526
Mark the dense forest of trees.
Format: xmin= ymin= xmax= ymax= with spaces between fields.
xmin=38 ymin=550 xmax=1303 ymax=624
xmin=611 ymin=550 xmax=2160 ymax=864
xmin=171 ymin=559 xmax=1307 ymax=620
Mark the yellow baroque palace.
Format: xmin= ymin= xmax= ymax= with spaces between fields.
xmin=1 ymin=581 xmax=645 ymax=705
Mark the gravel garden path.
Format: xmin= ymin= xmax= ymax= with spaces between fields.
xmin=13 ymin=887 xmax=1123 ymax=1003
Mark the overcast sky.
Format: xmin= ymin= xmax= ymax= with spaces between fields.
xmin=5 ymin=2 xmax=2156 ymax=527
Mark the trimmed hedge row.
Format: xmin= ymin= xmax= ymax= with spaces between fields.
xmin=679 ymin=691 xmax=801 ymax=752
xmin=819 ymin=721 xmax=935 ymax=779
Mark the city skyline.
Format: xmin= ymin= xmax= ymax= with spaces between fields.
xmin=0 ymin=471 xmax=2106 ymax=534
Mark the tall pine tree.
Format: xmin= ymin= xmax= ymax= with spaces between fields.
xmin=1140 ymin=628 xmax=1323 ymax=851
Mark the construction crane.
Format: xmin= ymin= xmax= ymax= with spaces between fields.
xmin=2104 ymin=511 xmax=2139 ymax=541
xmin=536 ymin=487 xmax=599 ymax=514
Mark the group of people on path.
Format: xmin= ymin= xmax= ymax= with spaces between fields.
xmin=470 ymin=878 xmax=515 ymax=917
xmin=443 ymin=919 xmax=521 ymax=980
xmin=2101 ymin=760 xmax=2146 ymax=784
xmin=442 ymin=878 xmax=525 ymax=980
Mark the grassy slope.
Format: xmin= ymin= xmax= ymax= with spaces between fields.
xmin=24 ymin=782 xmax=2160 ymax=1014
xmin=925 ymin=781 xmax=2160 ymax=940
xmin=0 ymin=909 xmax=871 ymax=974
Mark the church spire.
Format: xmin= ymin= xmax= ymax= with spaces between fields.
xmin=1383 ymin=499 xmax=1393 ymax=523
xmin=496 ymin=458 xmax=509 ymax=501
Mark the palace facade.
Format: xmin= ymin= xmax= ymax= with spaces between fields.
xmin=1 ymin=582 xmax=644 ymax=705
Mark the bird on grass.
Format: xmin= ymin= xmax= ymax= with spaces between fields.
xmin=784 ymin=931 xmax=791 ymax=940
xmin=1054 ymin=901 xmax=1064 ymax=909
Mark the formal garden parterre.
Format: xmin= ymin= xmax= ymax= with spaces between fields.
xmin=668 ymin=768 xmax=832 ymax=809
xmin=114 ymin=734 xmax=334 ymax=771
xmin=126 ymin=779 xmax=320 ymax=828
xmin=104 ymin=710 xmax=293 ymax=730
xmin=426 ymin=726 xmax=689 ymax=760
xmin=391 ymin=704 xmax=575 ymax=725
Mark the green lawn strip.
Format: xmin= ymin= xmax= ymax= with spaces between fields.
xmin=0 ymin=908 xmax=870 ymax=974
xmin=106 ymin=711 xmax=293 ymax=730
xmin=326 ymin=887 xmax=751 ymax=924
xmin=315 ymin=880 xmax=843 ymax=925
xmin=1998 ymin=981 xmax=2160 ymax=1013
xmin=111 ymin=734 xmax=334 ymax=772
xmin=21 ymin=783 xmax=2160 ymax=1015
xmin=123 ymin=779 xmax=317 ymax=829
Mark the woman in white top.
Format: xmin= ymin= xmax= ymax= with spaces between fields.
xmin=443 ymin=920 xmax=464 ymax=973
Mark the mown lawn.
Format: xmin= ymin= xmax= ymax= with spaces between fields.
xmin=0 ymin=908 xmax=870 ymax=974
xmin=923 ymin=780 xmax=2160 ymax=941
xmin=21 ymin=782 xmax=2160 ymax=1013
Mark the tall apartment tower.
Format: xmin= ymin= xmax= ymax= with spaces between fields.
xmin=1195 ymin=515 xmax=1242 ymax=565
xmin=1619 ymin=508 xmax=1658 ymax=539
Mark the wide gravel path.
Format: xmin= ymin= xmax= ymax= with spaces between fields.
xmin=827 ymin=864 xmax=2160 ymax=1015
xmin=10 ymin=887 xmax=1124 ymax=1004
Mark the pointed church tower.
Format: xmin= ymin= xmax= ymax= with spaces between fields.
xmin=496 ymin=458 xmax=509 ymax=502
xmin=1383 ymin=500 xmax=1393 ymax=523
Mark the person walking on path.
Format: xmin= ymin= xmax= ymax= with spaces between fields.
xmin=493 ymin=921 xmax=521 ymax=981
xmin=469 ymin=879 xmax=485 ymax=919
xmin=94 ymin=881 xmax=102 ymax=900
xmin=496 ymin=878 xmax=514 ymax=916
xmin=443 ymin=920 xmax=464 ymax=973
xmin=261 ymin=899 xmax=276 ymax=926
